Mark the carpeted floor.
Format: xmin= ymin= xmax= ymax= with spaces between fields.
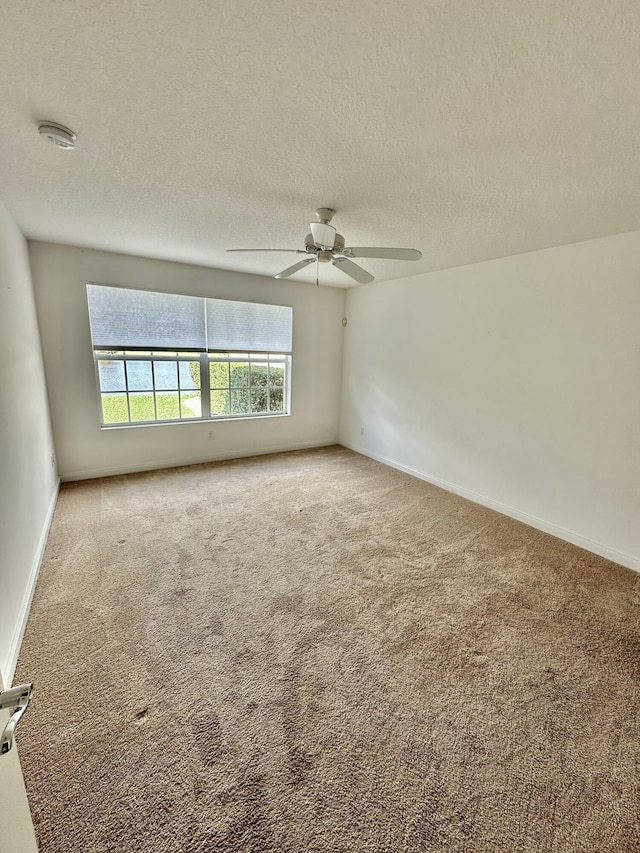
xmin=15 ymin=445 xmax=640 ymax=852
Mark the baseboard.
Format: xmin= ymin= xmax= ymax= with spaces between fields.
xmin=60 ymin=440 xmax=338 ymax=482
xmin=341 ymin=442 xmax=640 ymax=574
xmin=3 ymin=479 xmax=60 ymax=687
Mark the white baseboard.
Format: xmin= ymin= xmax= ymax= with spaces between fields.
xmin=3 ymin=480 xmax=60 ymax=687
xmin=341 ymin=442 xmax=640 ymax=574
xmin=60 ymin=440 xmax=338 ymax=482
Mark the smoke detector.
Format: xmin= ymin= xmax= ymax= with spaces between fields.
xmin=38 ymin=121 xmax=76 ymax=150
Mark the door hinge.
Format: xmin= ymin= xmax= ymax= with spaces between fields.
xmin=0 ymin=684 xmax=32 ymax=755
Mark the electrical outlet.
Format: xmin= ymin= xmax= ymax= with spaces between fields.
xmin=209 ymin=430 xmax=214 ymax=441
xmin=50 ymin=454 xmax=56 ymax=469
xmin=360 ymin=426 xmax=365 ymax=436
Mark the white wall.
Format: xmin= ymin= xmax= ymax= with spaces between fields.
xmin=29 ymin=242 xmax=346 ymax=480
xmin=340 ymin=230 xmax=640 ymax=571
xmin=0 ymin=202 xmax=58 ymax=685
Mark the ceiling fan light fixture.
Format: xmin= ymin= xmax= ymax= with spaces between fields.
xmin=310 ymin=221 xmax=336 ymax=250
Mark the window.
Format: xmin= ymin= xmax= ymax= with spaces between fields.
xmin=86 ymin=284 xmax=292 ymax=426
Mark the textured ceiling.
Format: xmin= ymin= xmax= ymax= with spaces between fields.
xmin=1 ymin=1 xmax=640 ymax=287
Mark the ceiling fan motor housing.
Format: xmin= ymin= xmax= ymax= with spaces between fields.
xmin=305 ymin=232 xmax=345 ymax=257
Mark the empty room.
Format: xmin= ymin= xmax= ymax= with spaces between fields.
xmin=1 ymin=2 xmax=639 ymax=851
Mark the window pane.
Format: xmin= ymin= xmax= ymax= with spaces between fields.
xmin=154 ymin=361 xmax=178 ymax=390
xmin=155 ymin=392 xmax=180 ymax=419
xmin=98 ymin=360 xmax=126 ymax=392
xmin=269 ymin=388 xmax=284 ymax=412
xmin=126 ymin=360 xmax=153 ymax=391
xmin=210 ymin=361 xmax=229 ymax=389
xmin=269 ymin=364 xmax=285 ymax=387
xmin=250 ymin=388 xmax=268 ymax=413
xmin=179 ymin=361 xmax=200 ymax=390
xmin=129 ymin=393 xmax=155 ymax=422
xmin=230 ymin=363 xmax=249 ymax=387
xmin=180 ymin=392 xmax=201 ymax=418
xmin=210 ymin=390 xmax=230 ymax=416
xmin=249 ymin=363 xmax=269 ymax=387
xmin=101 ymin=393 xmax=129 ymax=423
xmin=230 ymin=389 xmax=250 ymax=414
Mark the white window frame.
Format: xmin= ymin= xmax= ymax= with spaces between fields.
xmin=94 ymin=349 xmax=291 ymax=429
xmin=93 ymin=350 xmax=292 ymax=427
xmin=205 ymin=353 xmax=291 ymax=420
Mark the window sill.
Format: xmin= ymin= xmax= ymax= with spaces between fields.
xmin=99 ymin=412 xmax=291 ymax=430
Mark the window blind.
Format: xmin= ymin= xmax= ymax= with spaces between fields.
xmin=86 ymin=285 xmax=206 ymax=351
xmin=205 ymin=298 xmax=292 ymax=353
xmin=86 ymin=284 xmax=292 ymax=354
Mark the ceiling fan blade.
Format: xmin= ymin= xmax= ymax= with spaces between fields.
xmin=332 ymin=257 xmax=375 ymax=284
xmin=227 ymin=248 xmax=307 ymax=253
xmin=274 ymin=257 xmax=316 ymax=279
xmin=341 ymin=247 xmax=422 ymax=260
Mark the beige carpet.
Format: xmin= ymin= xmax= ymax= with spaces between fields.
xmin=15 ymin=446 xmax=640 ymax=852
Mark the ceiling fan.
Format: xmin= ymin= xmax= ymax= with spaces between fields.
xmin=228 ymin=208 xmax=422 ymax=284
